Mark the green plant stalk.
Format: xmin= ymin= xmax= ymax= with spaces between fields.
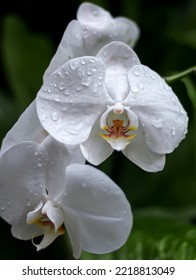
xmin=165 ymin=66 xmax=196 ymax=84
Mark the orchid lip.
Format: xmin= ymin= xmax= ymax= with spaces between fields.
xmin=100 ymin=117 xmax=137 ymax=150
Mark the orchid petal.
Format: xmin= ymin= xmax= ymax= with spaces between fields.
xmin=11 ymin=221 xmax=43 ymax=240
xmin=97 ymin=42 xmax=140 ymax=101
xmin=61 ymin=164 xmax=132 ymax=257
xmin=77 ymin=2 xmax=113 ymax=30
xmin=42 ymin=200 xmax=64 ymax=232
xmin=0 ymin=100 xmax=47 ymax=156
xmin=126 ymin=65 xmax=188 ymax=154
xmin=80 ymin=118 xmax=113 ymax=165
xmin=114 ymin=17 xmax=140 ymax=47
xmin=77 ymin=3 xmax=139 ymax=55
xmin=122 ymin=124 xmax=166 ymax=172
xmin=41 ymin=136 xmax=85 ymax=199
xmin=43 ymin=20 xmax=85 ymax=81
xmin=34 ymin=225 xmax=64 ymax=251
xmin=37 ymin=57 xmax=109 ymax=145
xmin=0 ymin=142 xmax=47 ymax=225
xmin=63 ymin=208 xmax=83 ymax=259
xmin=27 ymin=201 xmax=44 ymax=224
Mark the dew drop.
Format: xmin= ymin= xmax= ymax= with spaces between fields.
xmin=54 ymin=96 xmax=60 ymax=102
xmin=134 ymin=70 xmax=140 ymax=76
xmin=59 ymin=85 xmax=65 ymax=91
xmin=130 ymin=85 xmax=139 ymax=93
xmin=76 ymin=85 xmax=83 ymax=92
xmin=138 ymin=81 xmax=144 ymax=89
xmin=90 ymin=58 xmax=96 ymax=63
xmin=64 ymin=89 xmax=71 ymax=96
xmin=81 ymin=59 xmax=86 ymax=65
xmin=51 ymin=112 xmax=59 ymax=121
xmin=171 ymin=127 xmax=176 ymax=136
xmin=81 ymin=182 xmax=86 ymax=188
xmin=180 ymin=108 xmax=184 ymax=115
xmin=82 ymin=77 xmax=92 ymax=87
xmin=1 ymin=207 xmax=5 ymax=211
xmin=70 ymin=61 xmax=78 ymax=70
xmin=150 ymin=74 xmax=155 ymax=80
xmin=53 ymin=82 xmax=58 ymax=88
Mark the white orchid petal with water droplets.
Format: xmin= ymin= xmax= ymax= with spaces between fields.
xmin=37 ymin=56 xmax=110 ymax=145
xmin=96 ymin=42 xmax=140 ymax=101
xmin=61 ymin=164 xmax=132 ymax=257
xmin=125 ymin=65 xmax=188 ymax=154
xmin=80 ymin=117 xmax=113 ymax=165
xmin=123 ymin=124 xmax=166 ymax=172
xmin=0 ymin=100 xmax=47 ymax=156
xmin=77 ymin=3 xmax=140 ymax=55
xmin=43 ymin=20 xmax=85 ymax=81
xmin=41 ymin=136 xmax=85 ymax=199
xmin=0 ymin=142 xmax=47 ymax=225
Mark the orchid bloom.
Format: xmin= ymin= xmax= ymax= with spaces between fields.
xmin=36 ymin=41 xmax=188 ymax=172
xmin=0 ymin=2 xmax=139 ymax=156
xmin=43 ymin=2 xmax=139 ymax=80
xmin=0 ymin=136 xmax=132 ymax=259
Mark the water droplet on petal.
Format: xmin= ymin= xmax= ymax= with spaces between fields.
xmin=138 ymin=82 xmax=144 ymax=89
xmin=64 ymin=89 xmax=71 ymax=96
xmin=70 ymin=60 xmax=78 ymax=70
xmin=134 ymin=70 xmax=140 ymax=76
xmin=54 ymin=96 xmax=61 ymax=102
xmin=171 ymin=127 xmax=176 ymax=136
xmin=76 ymin=85 xmax=83 ymax=91
xmin=180 ymin=108 xmax=184 ymax=115
xmin=131 ymin=85 xmax=139 ymax=93
xmin=51 ymin=112 xmax=59 ymax=121
xmin=1 ymin=207 xmax=5 ymax=211
xmin=150 ymin=74 xmax=155 ymax=80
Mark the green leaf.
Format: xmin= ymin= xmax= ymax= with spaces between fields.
xmin=1 ymin=15 xmax=53 ymax=107
xmin=116 ymin=208 xmax=196 ymax=260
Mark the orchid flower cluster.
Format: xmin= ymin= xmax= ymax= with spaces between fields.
xmin=0 ymin=3 xmax=188 ymax=259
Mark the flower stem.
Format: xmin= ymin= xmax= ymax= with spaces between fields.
xmin=165 ymin=66 xmax=196 ymax=84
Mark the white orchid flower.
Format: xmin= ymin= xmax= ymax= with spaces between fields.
xmin=0 ymin=136 xmax=132 ymax=259
xmin=36 ymin=41 xmax=188 ymax=172
xmin=43 ymin=2 xmax=139 ymax=80
xmin=0 ymin=2 xmax=139 ymax=156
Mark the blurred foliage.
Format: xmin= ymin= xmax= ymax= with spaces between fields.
xmin=0 ymin=0 xmax=196 ymax=259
